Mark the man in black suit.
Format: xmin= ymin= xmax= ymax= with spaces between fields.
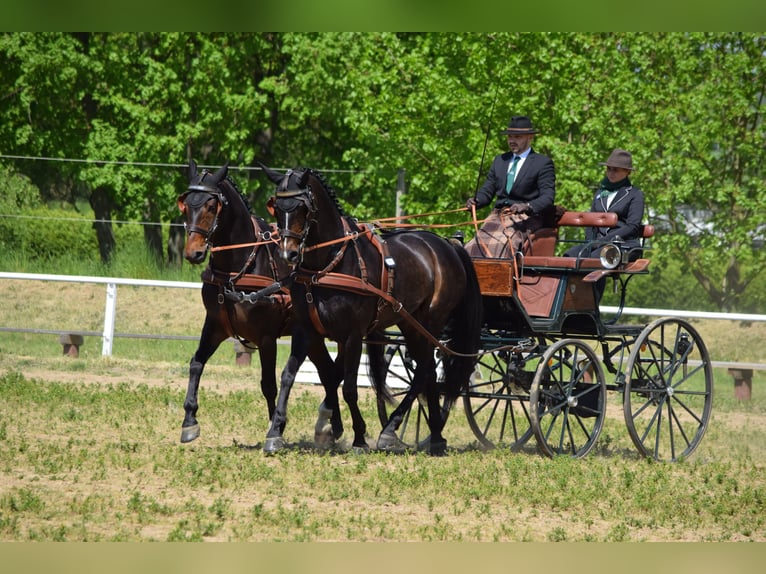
xmin=465 ymin=115 xmax=556 ymax=258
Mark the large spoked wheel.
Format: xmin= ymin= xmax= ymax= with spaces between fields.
xmin=463 ymin=343 xmax=538 ymax=451
xmin=375 ymin=343 xmax=450 ymax=451
xmin=529 ymin=339 xmax=607 ymax=458
xmin=623 ymin=317 xmax=713 ymax=461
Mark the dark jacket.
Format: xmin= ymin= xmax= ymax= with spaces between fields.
xmin=474 ymin=149 xmax=556 ymax=215
xmin=584 ymin=183 xmax=645 ymax=251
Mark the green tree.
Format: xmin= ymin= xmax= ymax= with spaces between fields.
xmin=0 ymin=32 xmax=763 ymax=311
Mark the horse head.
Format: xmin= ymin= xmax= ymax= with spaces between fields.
xmin=178 ymin=160 xmax=229 ymax=264
xmin=261 ymin=164 xmax=318 ymax=265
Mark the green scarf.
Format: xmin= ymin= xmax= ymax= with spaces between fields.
xmin=599 ymin=176 xmax=630 ymax=193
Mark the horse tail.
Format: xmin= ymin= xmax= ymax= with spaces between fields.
xmin=365 ymin=333 xmax=394 ymax=405
xmin=442 ymin=244 xmax=483 ymax=401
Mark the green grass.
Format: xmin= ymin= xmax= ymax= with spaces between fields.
xmin=0 ymin=364 xmax=764 ymax=542
xmin=1 ymin=244 xmax=765 ymax=541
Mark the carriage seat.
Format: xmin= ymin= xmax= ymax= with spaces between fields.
xmin=526 ymin=211 xmax=619 ymax=256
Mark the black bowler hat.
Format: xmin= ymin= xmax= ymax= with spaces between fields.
xmin=499 ymin=115 xmax=537 ymax=135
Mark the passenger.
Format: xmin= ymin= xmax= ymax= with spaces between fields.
xmin=464 ymin=115 xmax=556 ymax=258
xmin=563 ymin=148 xmax=645 ymax=260
xmin=564 ymin=148 xmax=646 ymax=303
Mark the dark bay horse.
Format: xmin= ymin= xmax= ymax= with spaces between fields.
xmin=178 ymin=161 xmax=344 ymax=446
xmin=261 ymin=165 xmax=483 ymax=455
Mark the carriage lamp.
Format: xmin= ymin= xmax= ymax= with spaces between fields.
xmin=599 ymin=243 xmax=622 ymax=269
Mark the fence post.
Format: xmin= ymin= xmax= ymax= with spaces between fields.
xmin=59 ymin=334 xmax=84 ymax=357
xmin=728 ymin=368 xmax=753 ymax=401
xmin=233 ymin=340 xmax=253 ymax=366
xmin=102 ymin=282 xmax=117 ymax=357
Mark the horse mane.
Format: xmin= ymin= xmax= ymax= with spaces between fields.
xmin=219 ymin=174 xmax=254 ymax=215
xmin=305 ymin=167 xmax=346 ymax=217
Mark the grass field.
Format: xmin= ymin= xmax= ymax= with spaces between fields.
xmin=0 ymin=277 xmax=765 ymax=542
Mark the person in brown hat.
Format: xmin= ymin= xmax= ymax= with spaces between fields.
xmin=564 ymin=148 xmax=646 ymax=299
xmin=464 ymin=115 xmax=556 ymax=258
xmin=565 ymin=148 xmax=645 ymax=258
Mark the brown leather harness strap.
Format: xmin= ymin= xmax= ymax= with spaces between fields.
xmin=296 ymin=270 xmax=477 ymax=357
xmin=292 ymin=216 xmax=474 ymax=355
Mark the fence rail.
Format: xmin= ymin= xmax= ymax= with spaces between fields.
xmin=2 ymin=271 xmax=765 ymax=374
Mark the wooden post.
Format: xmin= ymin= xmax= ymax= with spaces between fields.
xmin=59 ymin=334 xmax=84 ymax=358
xmin=728 ymin=368 xmax=753 ymax=401
xmin=233 ymin=340 xmax=254 ymax=366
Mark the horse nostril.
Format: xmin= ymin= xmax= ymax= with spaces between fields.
xmin=185 ymin=250 xmax=206 ymax=264
xmin=284 ymin=250 xmax=298 ymax=264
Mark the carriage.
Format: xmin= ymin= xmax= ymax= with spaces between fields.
xmin=179 ymin=162 xmax=713 ymax=463
xmin=378 ymin=211 xmax=713 ymax=462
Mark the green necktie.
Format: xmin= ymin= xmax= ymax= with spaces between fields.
xmin=505 ymin=156 xmax=520 ymax=192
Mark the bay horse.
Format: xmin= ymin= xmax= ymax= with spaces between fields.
xmin=177 ymin=160 xmax=344 ymax=446
xmin=260 ymin=165 xmax=483 ymax=455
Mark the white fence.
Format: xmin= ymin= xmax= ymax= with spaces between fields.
xmin=2 ymin=271 xmax=765 ymax=376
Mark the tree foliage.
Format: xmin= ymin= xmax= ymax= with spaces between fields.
xmin=0 ymin=32 xmax=763 ymax=311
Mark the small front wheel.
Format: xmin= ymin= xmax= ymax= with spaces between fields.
xmin=529 ymin=339 xmax=607 ymax=458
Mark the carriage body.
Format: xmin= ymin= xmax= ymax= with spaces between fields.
xmin=382 ymin=211 xmax=713 ymax=462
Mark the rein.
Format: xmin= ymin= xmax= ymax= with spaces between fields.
xmin=370 ymin=207 xmax=487 ymax=230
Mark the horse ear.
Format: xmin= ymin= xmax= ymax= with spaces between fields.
xmin=258 ymin=162 xmax=283 ymax=185
xmin=211 ymin=163 xmax=228 ymax=184
xmin=188 ymin=159 xmax=198 ymax=181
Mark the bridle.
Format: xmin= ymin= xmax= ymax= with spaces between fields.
xmin=178 ymin=171 xmax=229 ymax=244
xmin=272 ymin=171 xmax=317 ymax=260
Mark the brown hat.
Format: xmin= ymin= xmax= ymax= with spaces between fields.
xmin=599 ymin=148 xmax=634 ymax=171
xmin=499 ymin=115 xmax=537 ymax=135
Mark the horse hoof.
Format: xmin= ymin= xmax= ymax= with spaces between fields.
xmin=314 ymin=426 xmax=335 ymax=449
xmin=180 ymin=424 xmax=200 ymax=443
xmin=429 ymin=439 xmax=448 ymax=456
xmin=314 ymin=403 xmax=335 ymax=449
xmin=263 ymin=436 xmax=285 ymax=454
xmin=351 ymin=443 xmax=370 ymax=455
xmin=376 ymin=432 xmax=407 ymax=454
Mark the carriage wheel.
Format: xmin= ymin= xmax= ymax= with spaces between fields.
xmin=529 ymin=339 xmax=607 ymax=458
xmin=623 ymin=317 xmax=713 ymax=461
xmin=463 ymin=343 xmax=537 ymax=451
xmin=375 ymin=343 xmax=450 ymax=451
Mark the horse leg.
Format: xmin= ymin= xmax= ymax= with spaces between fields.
xmin=256 ymin=336 xmax=278 ymax=421
xmin=310 ymin=341 xmax=344 ymax=449
xmin=181 ymin=319 xmax=226 ymax=443
xmin=263 ymin=328 xmax=309 ymax=454
xmin=423 ymin=364 xmax=448 ymax=456
xmin=339 ymin=336 xmax=369 ymax=453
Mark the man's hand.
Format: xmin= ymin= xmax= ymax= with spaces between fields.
xmin=508 ymin=202 xmax=530 ymax=214
xmin=465 ymin=197 xmax=479 ymax=209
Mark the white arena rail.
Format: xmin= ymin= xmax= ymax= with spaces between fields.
xmin=1 ymin=272 xmax=764 ymax=392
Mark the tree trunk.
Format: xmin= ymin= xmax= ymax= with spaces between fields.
xmin=142 ymin=198 xmax=164 ymax=266
xmin=89 ymin=185 xmax=116 ymax=264
xmin=167 ymin=215 xmax=185 ymax=267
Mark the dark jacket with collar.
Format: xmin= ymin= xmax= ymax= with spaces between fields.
xmin=584 ymin=181 xmax=645 ymax=252
xmin=474 ymin=149 xmax=556 ymax=214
